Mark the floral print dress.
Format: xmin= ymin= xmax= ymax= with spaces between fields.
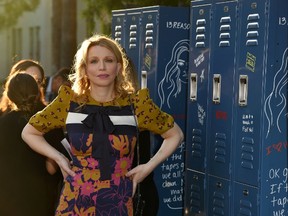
xmin=29 ymin=86 xmax=174 ymax=216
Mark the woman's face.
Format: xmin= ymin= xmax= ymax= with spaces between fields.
xmin=25 ymin=66 xmax=43 ymax=86
xmin=86 ymin=45 xmax=121 ymax=89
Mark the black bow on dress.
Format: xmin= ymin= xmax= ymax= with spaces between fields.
xmin=81 ymin=107 xmax=115 ymax=180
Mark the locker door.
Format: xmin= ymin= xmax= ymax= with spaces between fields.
xmin=207 ymin=176 xmax=231 ymax=216
xmin=185 ymin=0 xmax=212 ymax=215
xmin=184 ymin=171 xmax=206 ymax=216
xmin=206 ymin=0 xmax=238 ymax=180
xmin=233 ymin=0 xmax=268 ymax=187
xmin=124 ymin=8 xmax=142 ymax=83
xmin=233 ymin=182 xmax=258 ymax=216
xmin=139 ymin=6 xmax=190 ymax=216
xmin=111 ymin=10 xmax=126 ymax=48
xmin=258 ymin=0 xmax=288 ymax=214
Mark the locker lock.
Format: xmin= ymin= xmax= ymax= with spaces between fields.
xmin=216 ymin=181 xmax=222 ymax=188
xmin=243 ymin=189 xmax=249 ymax=196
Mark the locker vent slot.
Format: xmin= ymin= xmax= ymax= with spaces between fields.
xmin=240 ymin=137 xmax=254 ymax=170
xmin=247 ymin=22 xmax=259 ymax=29
xmin=129 ymin=38 xmax=136 ymax=43
xmin=220 ymin=24 xmax=231 ymax=31
xmin=219 ymin=16 xmax=232 ymax=47
xmin=114 ymin=26 xmax=122 ymax=31
xmin=196 ymin=34 xmax=205 ymax=40
xmin=196 ymin=27 xmax=206 ymax=33
xmin=145 ymin=30 xmax=153 ymax=36
xmin=195 ymin=18 xmax=207 ymax=48
xmin=196 ymin=19 xmax=206 ymax=25
xmin=129 ymin=31 xmax=136 ymax=37
xmin=191 ymin=128 xmax=202 ymax=158
xmin=195 ymin=42 xmax=205 ymax=48
xmin=219 ymin=33 xmax=230 ymax=39
xmin=212 ymin=192 xmax=225 ymax=215
xmin=190 ymin=184 xmax=201 ymax=211
xmin=220 ymin=16 xmax=231 ymax=23
xmin=190 ymin=73 xmax=197 ymax=101
xmin=129 ymin=25 xmax=137 ymax=30
xmin=246 ymin=14 xmax=260 ymax=46
xmin=246 ymin=31 xmax=259 ymax=38
xmin=115 ymin=38 xmax=122 ymax=44
xmin=145 ymin=23 xmax=154 ymax=29
xmin=129 ymin=44 xmax=136 ymax=49
xmin=239 ymin=199 xmax=253 ymax=215
xmin=247 ymin=13 xmax=260 ymax=21
xmin=214 ymin=133 xmax=226 ymax=163
xmin=115 ymin=32 xmax=122 ymax=37
xmin=219 ymin=41 xmax=230 ymax=47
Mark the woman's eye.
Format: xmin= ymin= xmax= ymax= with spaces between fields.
xmin=90 ymin=59 xmax=98 ymax=64
xmin=105 ymin=59 xmax=114 ymax=63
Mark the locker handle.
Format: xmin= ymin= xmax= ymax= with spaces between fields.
xmin=190 ymin=73 xmax=197 ymax=102
xmin=141 ymin=71 xmax=147 ymax=89
xmin=213 ymin=74 xmax=221 ymax=104
xmin=239 ymin=75 xmax=248 ymax=106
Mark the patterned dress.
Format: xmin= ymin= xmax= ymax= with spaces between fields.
xmin=29 ymin=86 xmax=174 ymax=216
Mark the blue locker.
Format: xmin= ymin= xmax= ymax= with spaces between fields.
xmin=138 ymin=6 xmax=190 ymax=216
xmin=123 ymin=8 xmax=142 ymax=81
xmin=206 ymin=1 xmax=239 ymax=215
xmin=113 ymin=6 xmax=190 ymax=216
xmin=184 ymin=0 xmax=212 ymax=215
xmin=233 ymin=0 xmax=288 ymax=215
xmin=111 ymin=10 xmax=126 ymax=48
xmin=206 ymin=0 xmax=238 ymax=180
xmin=207 ymin=176 xmax=231 ymax=216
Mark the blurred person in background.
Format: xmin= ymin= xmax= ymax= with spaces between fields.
xmin=0 ymin=73 xmax=57 ymax=215
xmin=45 ymin=67 xmax=71 ymax=103
xmin=0 ymin=59 xmax=70 ymax=215
xmin=0 ymin=59 xmax=47 ymax=115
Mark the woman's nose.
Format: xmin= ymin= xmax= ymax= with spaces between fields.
xmin=99 ymin=60 xmax=105 ymax=70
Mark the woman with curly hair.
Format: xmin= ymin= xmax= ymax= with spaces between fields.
xmin=22 ymin=34 xmax=183 ymax=215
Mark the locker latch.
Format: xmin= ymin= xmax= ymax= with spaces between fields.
xmin=239 ymin=75 xmax=248 ymax=106
xmin=141 ymin=71 xmax=147 ymax=89
xmin=190 ymin=73 xmax=197 ymax=102
xmin=213 ymin=74 xmax=221 ymax=104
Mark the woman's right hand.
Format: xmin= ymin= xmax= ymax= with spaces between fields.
xmin=56 ymin=153 xmax=76 ymax=178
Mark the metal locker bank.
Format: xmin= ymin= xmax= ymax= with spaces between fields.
xmin=185 ymin=0 xmax=288 ymax=215
xmin=112 ymin=6 xmax=190 ymax=216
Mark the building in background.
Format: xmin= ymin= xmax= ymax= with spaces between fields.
xmin=0 ymin=0 xmax=100 ymax=82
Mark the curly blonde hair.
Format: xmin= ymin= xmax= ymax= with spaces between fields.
xmin=70 ymin=34 xmax=135 ymax=103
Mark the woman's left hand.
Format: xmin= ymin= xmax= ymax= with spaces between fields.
xmin=126 ymin=163 xmax=151 ymax=196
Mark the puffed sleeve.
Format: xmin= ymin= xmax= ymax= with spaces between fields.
xmin=29 ymin=85 xmax=72 ymax=133
xmin=132 ymin=88 xmax=174 ymax=134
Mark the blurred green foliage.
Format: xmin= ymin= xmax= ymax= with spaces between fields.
xmin=82 ymin=0 xmax=191 ymax=35
xmin=0 ymin=0 xmax=40 ymax=31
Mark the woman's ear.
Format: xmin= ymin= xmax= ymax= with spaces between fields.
xmin=117 ymin=63 xmax=122 ymax=76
